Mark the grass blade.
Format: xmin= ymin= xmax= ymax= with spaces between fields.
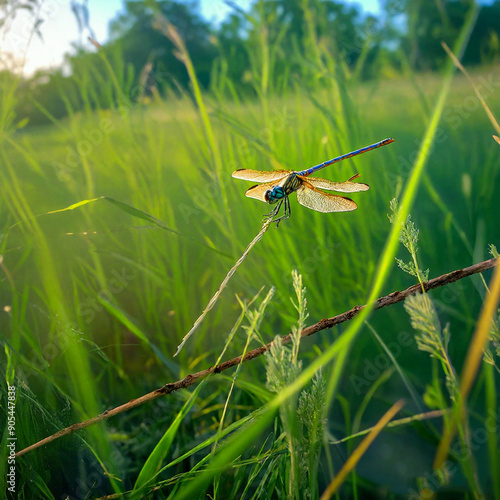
xmin=434 ymin=260 xmax=500 ymax=468
xmin=320 ymin=399 xmax=405 ymax=499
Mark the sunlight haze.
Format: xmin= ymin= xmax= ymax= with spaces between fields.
xmin=2 ymin=0 xmax=380 ymax=76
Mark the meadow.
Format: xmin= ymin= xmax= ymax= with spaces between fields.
xmin=1 ymin=15 xmax=500 ymax=498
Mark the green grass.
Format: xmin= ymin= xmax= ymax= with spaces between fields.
xmin=1 ymin=15 xmax=500 ymax=498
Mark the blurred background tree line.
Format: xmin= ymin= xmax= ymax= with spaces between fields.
xmin=1 ymin=0 xmax=500 ymax=126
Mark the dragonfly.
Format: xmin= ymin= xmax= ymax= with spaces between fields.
xmin=232 ymin=138 xmax=394 ymax=226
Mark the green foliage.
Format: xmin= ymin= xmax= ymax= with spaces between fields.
xmin=386 ymin=0 xmax=500 ymax=69
xmin=404 ymin=294 xmax=456 ymax=399
xmin=265 ymin=271 xmax=326 ymax=499
xmin=484 ymin=309 xmax=500 ymax=372
xmin=388 ymin=197 xmax=429 ymax=286
xmin=6 ymin=0 xmax=500 ymax=126
xmin=1 ymin=1 xmax=499 ymax=497
xmin=404 ymin=291 xmax=485 ymax=495
xmin=296 ymin=370 xmax=326 ymax=500
xmin=483 ymin=244 xmax=500 ymax=372
xmin=266 ymin=271 xmax=308 ymax=391
xmin=397 ymin=172 xmax=494 ymax=497
xmin=490 ymin=244 xmax=500 ymax=259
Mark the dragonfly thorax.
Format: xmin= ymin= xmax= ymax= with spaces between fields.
xmin=265 ymin=174 xmax=302 ymax=204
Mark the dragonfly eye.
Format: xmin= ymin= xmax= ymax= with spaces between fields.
xmin=264 ymin=189 xmax=278 ymax=205
xmin=265 ymin=186 xmax=284 ymax=204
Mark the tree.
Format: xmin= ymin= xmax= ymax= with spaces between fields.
xmin=464 ymin=1 xmax=500 ymax=65
xmin=382 ymin=0 xmax=500 ymax=70
xmin=108 ymin=0 xmax=216 ymax=91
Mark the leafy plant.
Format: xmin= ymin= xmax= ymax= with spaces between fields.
xmin=265 ymin=271 xmax=326 ymax=499
xmin=483 ymin=244 xmax=500 ymax=372
xmin=388 ymin=197 xmax=429 ymax=289
xmin=397 ymin=212 xmax=483 ymax=496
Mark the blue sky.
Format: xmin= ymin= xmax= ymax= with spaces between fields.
xmin=2 ymin=0 xmax=380 ymax=76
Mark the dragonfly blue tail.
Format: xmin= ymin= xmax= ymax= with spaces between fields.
xmin=297 ymin=137 xmax=394 ymax=177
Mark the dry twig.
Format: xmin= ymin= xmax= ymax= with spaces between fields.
xmin=16 ymin=257 xmax=498 ymax=458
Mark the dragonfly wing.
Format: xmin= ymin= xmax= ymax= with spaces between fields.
xmin=244 ymin=181 xmax=277 ymax=203
xmin=301 ymin=175 xmax=369 ymax=193
xmin=232 ymin=169 xmax=290 ymax=182
xmin=296 ymin=182 xmax=358 ymax=212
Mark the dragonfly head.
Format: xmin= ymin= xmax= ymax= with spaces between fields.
xmin=265 ymin=186 xmax=285 ymax=204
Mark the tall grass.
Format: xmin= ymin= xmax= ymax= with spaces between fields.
xmin=1 ymin=1 xmax=499 ymax=498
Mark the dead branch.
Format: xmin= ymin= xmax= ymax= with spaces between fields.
xmin=16 ymin=257 xmax=498 ymax=458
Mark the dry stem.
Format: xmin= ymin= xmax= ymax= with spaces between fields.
xmin=16 ymin=257 xmax=498 ymax=458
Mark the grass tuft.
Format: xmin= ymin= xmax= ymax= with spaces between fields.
xmin=388 ymin=197 xmax=429 ymax=289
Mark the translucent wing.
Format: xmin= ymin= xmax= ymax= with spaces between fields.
xmin=232 ymin=169 xmax=290 ymax=183
xmin=244 ymin=181 xmax=277 ymax=203
xmin=296 ymin=182 xmax=358 ymax=212
xmin=300 ymin=173 xmax=369 ymax=192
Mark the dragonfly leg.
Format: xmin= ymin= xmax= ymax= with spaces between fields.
xmin=273 ymin=197 xmax=291 ymax=227
xmin=263 ymin=200 xmax=283 ymax=221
